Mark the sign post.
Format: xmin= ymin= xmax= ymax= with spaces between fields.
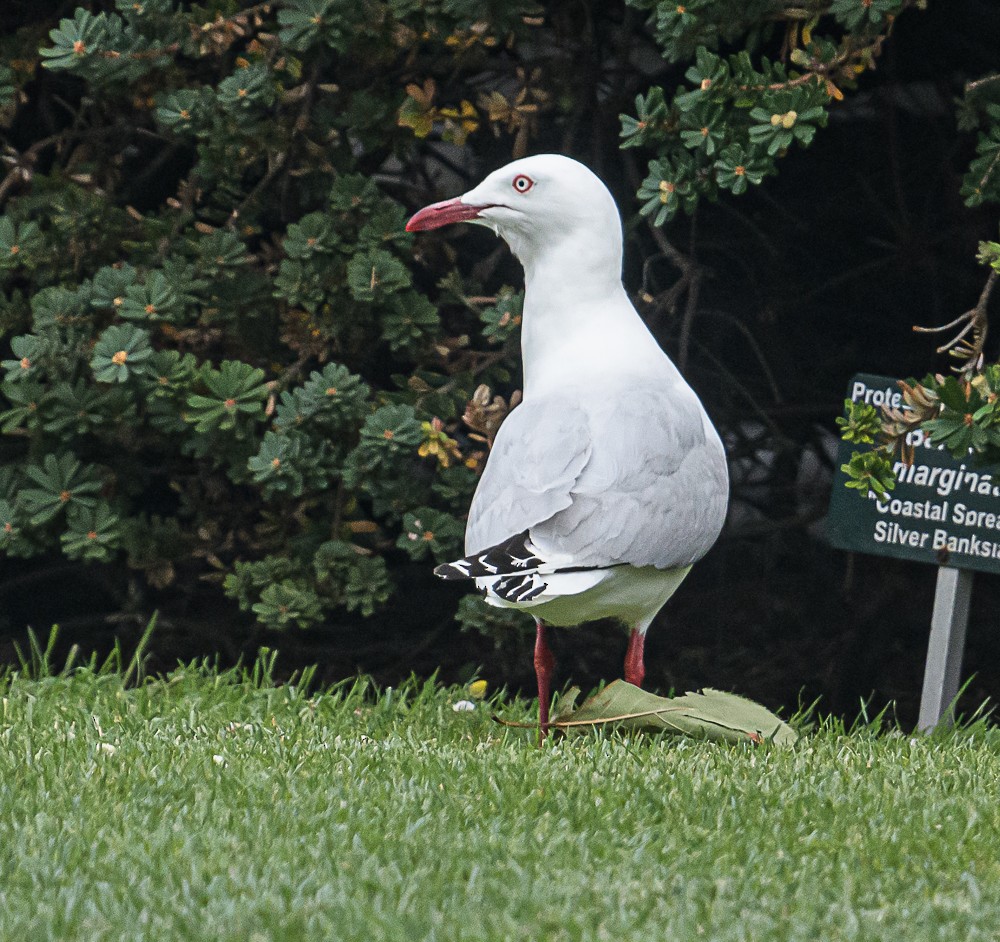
xmin=827 ymin=373 xmax=997 ymax=730
xmin=917 ymin=567 xmax=973 ymax=731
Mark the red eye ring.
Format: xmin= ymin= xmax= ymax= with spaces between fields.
xmin=512 ymin=174 xmax=534 ymax=193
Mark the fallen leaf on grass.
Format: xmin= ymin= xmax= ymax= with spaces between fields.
xmin=497 ymin=681 xmax=797 ymax=746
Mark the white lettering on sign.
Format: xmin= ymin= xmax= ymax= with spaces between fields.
xmin=932 ymin=529 xmax=1000 ymax=559
xmin=835 ymin=374 xmax=1000 ymax=574
xmin=874 ymin=520 xmax=931 ymax=547
xmin=952 ymin=504 xmax=1000 ymax=529
xmin=874 ymin=497 xmax=948 ymax=521
xmin=851 ymin=381 xmax=903 ymax=409
xmin=893 ymin=461 xmax=1000 ymax=498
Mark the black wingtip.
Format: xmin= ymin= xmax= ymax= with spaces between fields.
xmin=434 ymin=562 xmax=466 ymax=580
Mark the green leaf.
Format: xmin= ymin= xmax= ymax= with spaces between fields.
xmin=0 ymin=498 xmax=36 ymax=557
xmin=39 ymin=8 xmax=152 ymax=83
xmin=359 ymin=404 xmax=423 ymax=448
xmin=90 ymin=264 xmax=140 ymax=310
xmin=39 ymin=9 xmax=109 ymax=71
xmin=0 ymin=64 xmax=15 ymax=111
xmin=343 ymin=404 xmax=427 ymax=509
xmin=357 ymin=203 xmax=410 ymax=249
xmin=545 ymin=680 xmax=798 ymax=745
xmin=934 ymin=376 xmax=980 ymax=412
xmin=2 ymin=335 xmax=47 ymax=382
xmin=313 ymin=540 xmax=392 ymax=617
xmin=637 ymin=156 xmax=696 ymax=226
xmin=841 ymin=449 xmax=896 ymax=501
xmin=217 ymin=64 xmax=275 ymax=109
xmin=283 ymin=212 xmax=338 ymax=259
xmin=397 ymin=508 xmax=465 ymax=562
xmin=479 ymin=288 xmax=523 ymax=345
xmin=685 ymin=46 xmax=728 ymax=90
xmin=60 ymin=502 xmax=122 ymax=561
xmin=252 ymin=579 xmax=324 ymax=629
xmin=43 ymin=380 xmax=131 ymax=436
xmin=829 ymin=0 xmax=907 ymax=31
xmin=714 ymin=143 xmax=772 ymax=194
xmin=678 ymin=102 xmax=726 ymax=156
xmin=91 ymin=324 xmax=155 ymax=383
xmin=456 ymin=593 xmax=531 ymax=636
xmin=143 ymin=349 xmax=198 ymax=398
xmin=225 ymin=556 xmax=301 ymax=613
xmin=963 ymin=128 xmax=1000 ymax=207
xmin=249 ymin=429 xmax=298 ymax=476
xmin=347 ymin=248 xmax=411 ymax=301
xmin=836 ymin=399 xmax=883 ymax=444
xmin=196 ymin=229 xmax=249 ymax=271
xmin=327 ymin=173 xmax=381 ymax=214
xmin=619 ymin=87 xmax=669 ymax=149
xmin=382 ymin=292 xmax=439 ymax=352
xmin=185 ymin=361 xmax=268 ymax=433
xmin=273 ymin=259 xmax=325 ymax=310
xmin=0 ymin=381 xmax=45 ymax=433
xmin=273 ymin=362 xmax=369 ymax=433
xmin=115 ymin=0 xmax=177 ymax=16
xmin=0 ymin=218 xmax=44 ymax=270
xmin=977 ymin=240 xmax=1000 ymax=272
xmin=247 ymin=430 xmax=333 ymax=498
xmin=119 ymin=271 xmax=185 ymax=322
xmin=155 ymin=89 xmax=205 ymax=133
xmin=30 ymin=286 xmax=88 ymax=329
xmin=277 ymin=0 xmax=349 ymax=52
xmin=19 ymin=453 xmax=102 ymax=525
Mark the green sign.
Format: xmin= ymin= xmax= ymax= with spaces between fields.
xmin=827 ymin=373 xmax=1000 ymax=575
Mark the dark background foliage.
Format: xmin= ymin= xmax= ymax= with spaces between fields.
xmin=1 ymin=0 xmax=998 ymax=725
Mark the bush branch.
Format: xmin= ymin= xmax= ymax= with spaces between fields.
xmin=913 ymin=269 xmax=997 ymax=374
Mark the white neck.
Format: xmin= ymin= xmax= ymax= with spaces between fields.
xmin=518 ymin=231 xmax=622 ymax=311
xmin=513 ymin=234 xmax=671 ymax=397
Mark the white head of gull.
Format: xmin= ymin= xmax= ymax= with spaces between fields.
xmin=407 ymin=154 xmax=729 ymax=740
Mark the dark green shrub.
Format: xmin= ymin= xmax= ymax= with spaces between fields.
xmin=1 ymin=0 xmax=993 ymax=656
xmin=0 ymin=1 xmax=538 ymax=632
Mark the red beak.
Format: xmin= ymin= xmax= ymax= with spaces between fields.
xmin=405 ymin=196 xmax=494 ymax=232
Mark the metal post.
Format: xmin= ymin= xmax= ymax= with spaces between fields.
xmin=917 ymin=566 xmax=974 ymax=732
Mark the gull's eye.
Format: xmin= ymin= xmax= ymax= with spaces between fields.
xmin=512 ymin=174 xmax=534 ymax=194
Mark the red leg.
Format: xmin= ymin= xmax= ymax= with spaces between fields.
xmin=624 ymin=628 xmax=645 ymax=688
xmin=533 ymin=619 xmax=555 ymax=744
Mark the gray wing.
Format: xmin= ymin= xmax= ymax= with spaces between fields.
xmin=530 ymin=385 xmax=729 ymax=569
xmin=465 ymin=397 xmax=591 ymax=555
xmin=465 ymin=384 xmax=728 ymax=570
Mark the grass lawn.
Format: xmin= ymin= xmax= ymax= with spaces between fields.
xmin=2 ymin=652 xmax=999 ymax=941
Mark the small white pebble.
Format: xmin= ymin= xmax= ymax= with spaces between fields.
xmin=212 ymin=754 xmax=226 ymax=766
xmin=452 ymin=700 xmax=476 ymax=712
